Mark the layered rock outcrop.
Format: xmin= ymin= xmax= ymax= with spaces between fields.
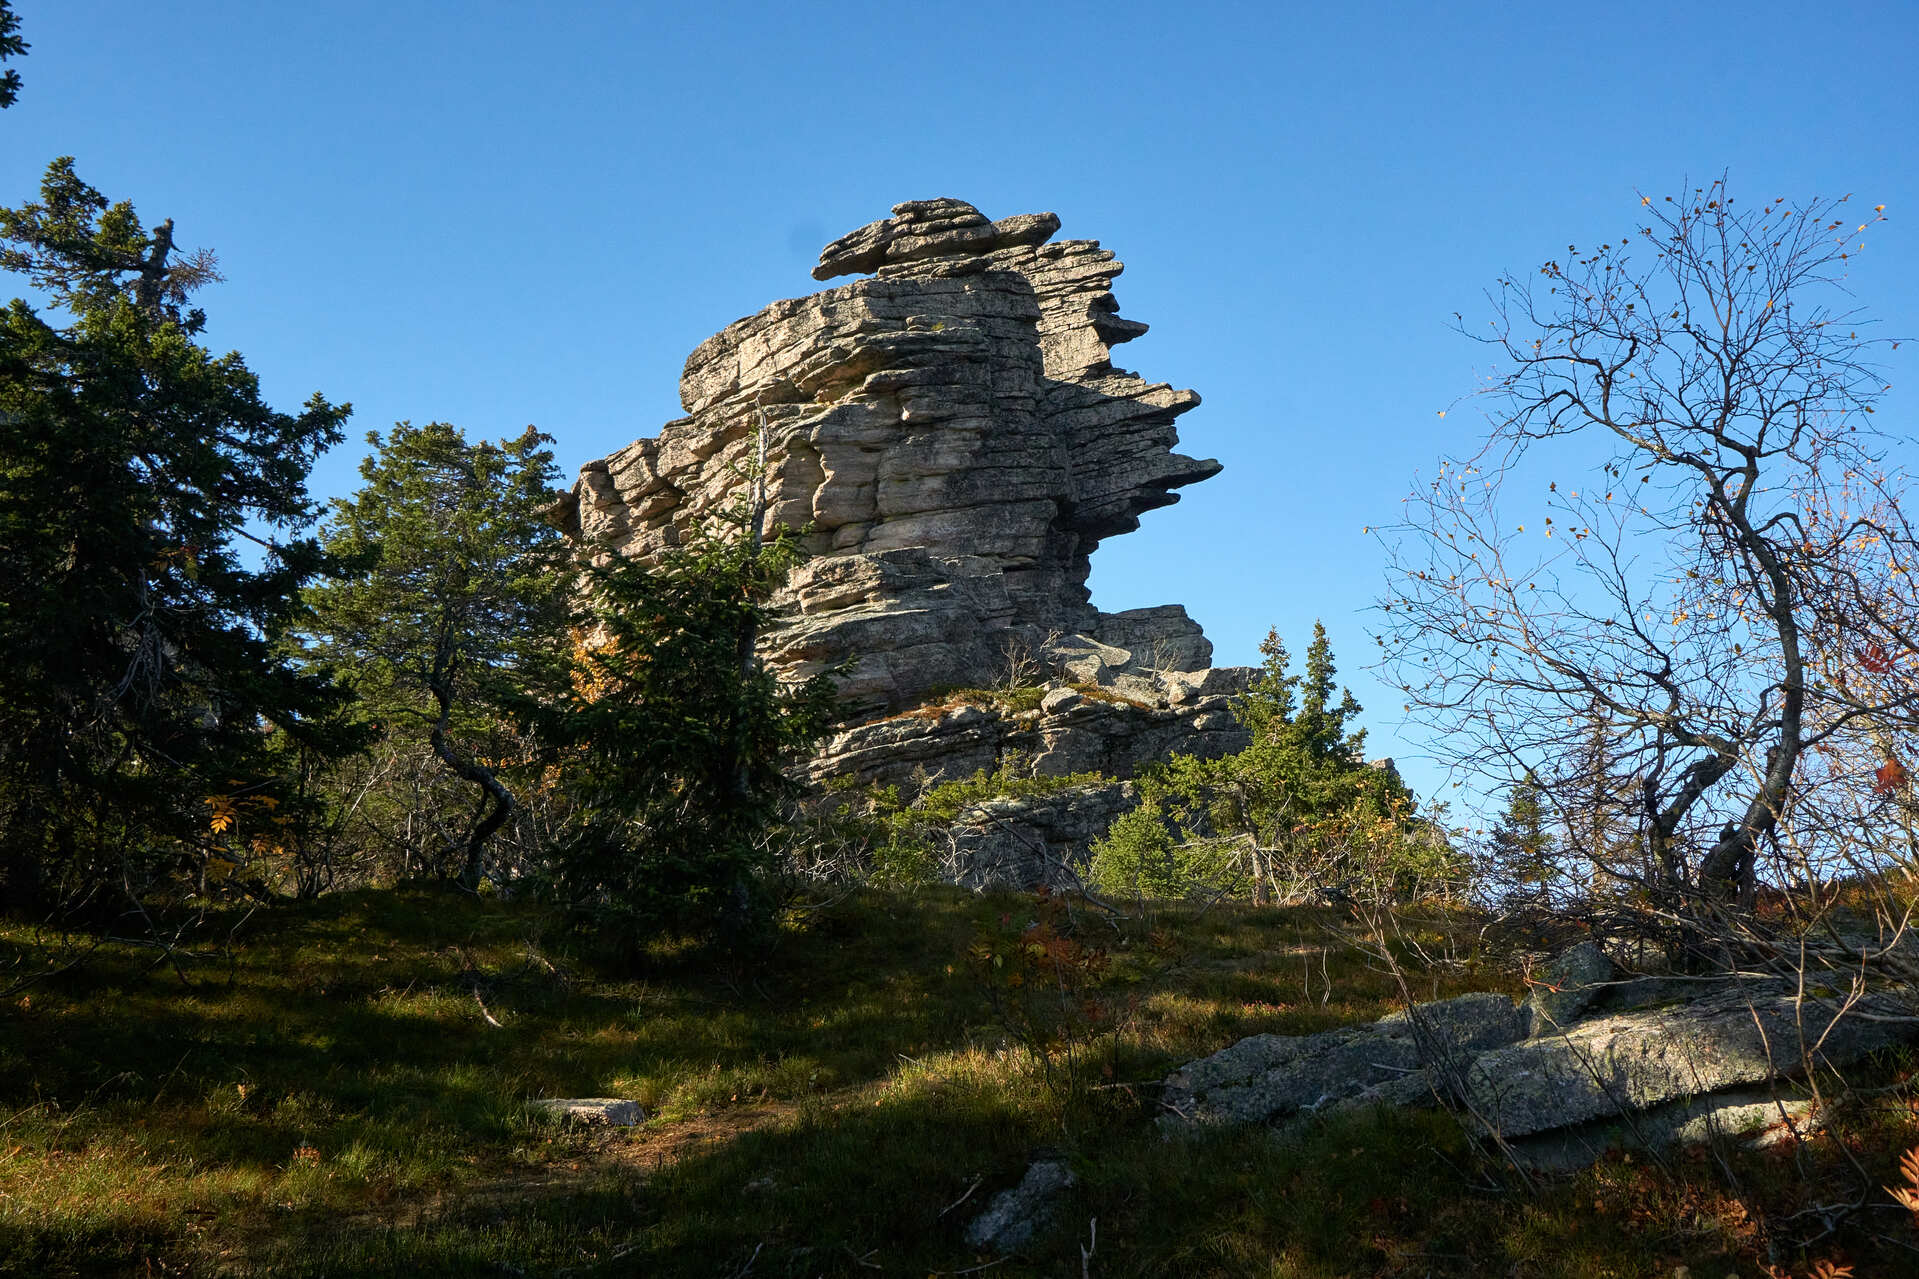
xmin=1160 ymin=959 xmax=1915 ymax=1168
xmin=555 ymin=200 xmax=1254 ymax=831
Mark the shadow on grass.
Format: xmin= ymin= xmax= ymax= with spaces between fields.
xmin=256 ymin=1088 xmax=1739 ymax=1279
xmin=6 ymin=884 xmax=1816 ymax=1278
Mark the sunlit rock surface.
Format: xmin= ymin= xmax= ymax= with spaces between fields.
xmin=556 ymin=200 xmax=1254 ymax=829
xmin=1161 ymin=954 xmax=1914 ymax=1168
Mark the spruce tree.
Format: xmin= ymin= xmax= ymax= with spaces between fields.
xmin=1095 ymin=622 xmax=1445 ymax=904
xmin=0 ymin=159 xmax=351 ymax=911
xmin=1224 ymin=622 xmax=1387 ymax=840
xmin=1487 ymin=773 xmax=1557 ymax=905
xmin=302 ymin=421 xmax=569 ymax=889
xmin=543 ymin=520 xmax=834 ymax=945
xmin=0 ymin=1 xmax=25 ymax=110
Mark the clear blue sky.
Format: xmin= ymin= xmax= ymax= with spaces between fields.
xmin=6 ymin=0 xmax=1915 ymax=810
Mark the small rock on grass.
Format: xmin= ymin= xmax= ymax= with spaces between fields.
xmin=528 ymin=1097 xmax=643 ymax=1127
xmin=963 ymin=1158 xmax=1076 ymax=1253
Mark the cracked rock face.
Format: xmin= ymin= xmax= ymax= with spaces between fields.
xmin=557 ymin=199 xmax=1253 ymax=807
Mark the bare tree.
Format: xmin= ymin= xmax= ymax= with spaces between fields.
xmin=1378 ymin=178 xmax=1913 ymax=952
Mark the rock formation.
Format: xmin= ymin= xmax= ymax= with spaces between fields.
xmin=554 ymin=199 xmax=1256 ymax=878
xmin=1160 ymin=957 xmax=1914 ymax=1168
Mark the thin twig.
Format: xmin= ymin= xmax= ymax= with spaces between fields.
xmin=937 ymin=1175 xmax=983 ymax=1219
xmin=727 ymin=1241 xmax=763 ymax=1279
xmin=469 ymin=978 xmax=504 ymax=1028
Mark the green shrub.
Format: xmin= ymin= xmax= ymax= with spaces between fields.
xmin=1085 ymin=623 xmax=1469 ymax=906
xmin=1086 ymin=798 xmax=1247 ymax=899
xmin=539 ymin=520 xmax=834 ymax=947
xmin=804 ymin=761 xmax=1113 ymax=888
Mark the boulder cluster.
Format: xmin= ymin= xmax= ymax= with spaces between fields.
xmin=553 ymin=199 xmax=1259 ymax=878
xmin=1160 ymin=942 xmax=1908 ymax=1168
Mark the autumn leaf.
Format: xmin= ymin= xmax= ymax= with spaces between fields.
xmin=1858 ymin=643 xmax=1895 ymax=674
xmin=1889 ymin=1146 xmax=1919 ymax=1217
xmin=206 ymin=795 xmax=239 ymax=834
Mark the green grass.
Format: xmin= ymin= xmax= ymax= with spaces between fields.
xmin=1 ymin=886 xmax=1915 ymax=1276
xmin=911 ymin=684 xmax=1048 ymax=716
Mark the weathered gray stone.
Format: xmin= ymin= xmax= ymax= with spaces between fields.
xmin=766 ymin=549 xmax=1018 ymax=719
xmin=805 ymin=684 xmax=1250 ymax=796
xmin=1465 ymin=985 xmax=1910 ymax=1138
xmin=946 ymin=782 xmax=1135 ymax=891
xmin=1159 ymin=993 xmax=1527 ymax=1127
xmin=1159 ymin=975 xmax=1915 ymax=1170
xmin=558 ymin=198 xmax=1256 ymax=885
xmin=1525 ymin=941 xmax=1617 ymax=1033
xmin=1039 ymin=687 xmax=1084 ymax=715
xmin=808 ymin=703 xmax=1007 ymax=790
xmin=1162 ymin=665 xmax=1254 ymax=707
xmin=1504 ymin=1088 xmax=1818 ymax=1171
xmin=555 ymin=199 xmax=1220 ymax=667
xmin=528 ymin=1098 xmax=643 ymax=1127
xmin=1093 ymin=606 xmax=1213 ymax=673
xmin=962 ymin=1157 xmax=1076 ymax=1253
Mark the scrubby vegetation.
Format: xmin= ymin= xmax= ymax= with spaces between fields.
xmin=1089 ymin=624 xmax=1461 ymax=905
xmin=803 ymin=761 xmax=1115 ymax=885
xmin=912 ymin=683 xmax=1049 ymax=717
xmin=3 ymin=888 xmax=1917 ymax=1276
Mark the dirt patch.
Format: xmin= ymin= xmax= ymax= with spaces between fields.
xmin=310 ymin=1100 xmax=801 ymax=1252
xmin=603 ymin=1101 xmax=799 ymax=1175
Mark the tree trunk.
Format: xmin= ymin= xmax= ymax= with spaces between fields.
xmin=427 ymin=684 xmax=515 ymax=892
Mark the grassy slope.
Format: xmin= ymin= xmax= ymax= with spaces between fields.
xmin=1 ymin=886 xmax=1914 ymax=1277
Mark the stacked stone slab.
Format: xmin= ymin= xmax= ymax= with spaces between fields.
xmin=553 ymin=200 xmax=1255 ymax=875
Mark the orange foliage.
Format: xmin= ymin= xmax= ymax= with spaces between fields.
xmin=1857 ymin=642 xmax=1897 ymax=674
xmin=1889 ymin=1145 xmax=1919 ymax=1219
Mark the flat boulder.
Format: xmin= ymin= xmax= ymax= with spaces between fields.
xmin=1160 ymin=992 xmax=1527 ymax=1128
xmin=1465 ymin=985 xmax=1910 ymax=1138
xmin=1160 ymin=973 xmax=1915 ymax=1168
xmin=1506 ymin=1086 xmax=1818 ymax=1171
xmin=528 ymin=1097 xmax=643 ymax=1127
